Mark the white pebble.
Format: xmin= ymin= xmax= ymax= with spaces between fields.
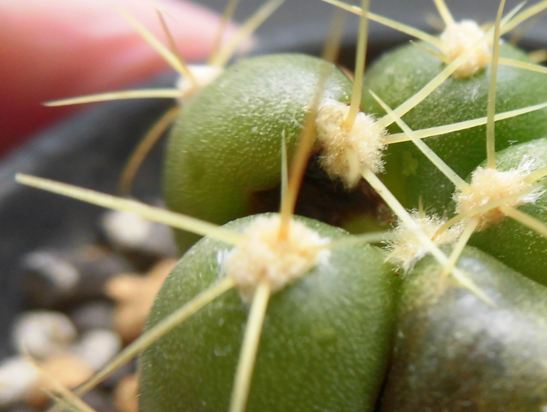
xmin=101 ymin=210 xmax=177 ymax=257
xmin=0 ymin=357 xmax=39 ymax=407
xmin=12 ymin=311 xmax=77 ymax=359
xmin=22 ymin=251 xmax=79 ymax=293
xmin=72 ymin=329 xmax=121 ymax=371
xmin=101 ymin=210 xmax=153 ymax=249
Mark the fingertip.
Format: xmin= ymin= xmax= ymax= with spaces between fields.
xmin=0 ymin=0 xmax=245 ymax=152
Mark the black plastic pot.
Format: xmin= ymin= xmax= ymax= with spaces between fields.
xmin=0 ymin=0 xmax=544 ymax=358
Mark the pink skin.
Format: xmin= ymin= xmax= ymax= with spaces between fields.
xmin=0 ymin=0 xmax=237 ymax=156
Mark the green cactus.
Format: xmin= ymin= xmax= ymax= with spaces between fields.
xmin=13 ymin=0 xmax=547 ymax=411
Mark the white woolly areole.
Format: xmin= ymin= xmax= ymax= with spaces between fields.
xmin=387 ymin=213 xmax=463 ymax=273
xmin=440 ymin=20 xmax=491 ymax=78
xmin=454 ymin=161 xmax=542 ymax=230
xmin=176 ymin=64 xmax=223 ymax=101
xmin=316 ymin=99 xmax=386 ymax=188
xmin=224 ymin=216 xmax=331 ymax=301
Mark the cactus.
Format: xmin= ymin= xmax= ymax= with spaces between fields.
xmin=163 ymin=54 xmax=355 ymax=249
xmin=462 ymin=137 xmax=547 ymax=284
xmin=139 ymin=214 xmax=399 ymax=411
xmin=14 ymin=0 xmax=547 ymax=410
xmin=363 ymin=42 xmax=547 ymax=213
xmin=381 ymin=246 xmax=547 ymax=412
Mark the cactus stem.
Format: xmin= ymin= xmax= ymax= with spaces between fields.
xmin=438 ymin=218 xmax=479 ymax=280
xmin=44 ymin=63 xmax=224 ymax=108
xmin=377 ymin=34 xmax=484 ymax=129
xmin=385 ymin=102 xmax=547 ymax=144
xmin=278 ymin=9 xmax=348 ymax=237
xmin=373 ymin=3 xmax=522 ymax=130
xmin=23 ymin=353 xmax=94 ymax=412
xmin=323 ymin=10 xmax=347 ymax=63
xmin=210 ymin=0 xmax=285 ymax=68
xmin=433 ymin=0 xmax=454 ymax=27
xmin=279 ymin=132 xmax=289 ymax=212
xmin=229 ymin=281 xmax=271 ymax=412
xmin=502 ymin=206 xmax=547 ymax=238
xmin=344 ymin=0 xmax=370 ymax=131
xmin=15 ymin=174 xmax=243 ymax=245
xmin=209 ymin=0 xmax=241 ymax=65
xmin=119 ymin=105 xmax=181 ymax=196
xmin=48 ymin=393 xmax=90 ymax=412
xmin=44 ymin=89 xmax=181 ymax=107
xmin=500 ymin=0 xmax=547 ymax=35
xmin=114 ymin=5 xmax=189 ymax=77
xmin=528 ymin=48 xmax=547 ymax=63
xmin=361 ymin=168 xmax=493 ymax=304
xmin=311 ymin=5 xmax=381 ymax=188
xmin=370 ymin=90 xmax=468 ymax=189
xmin=154 ymin=7 xmax=198 ymax=88
xmin=486 ymin=0 xmax=506 ymax=169
xmin=499 ymin=57 xmax=547 ymax=74
xmin=279 ymin=67 xmax=331 ymax=239
xmin=321 ymin=0 xmax=441 ymax=48
xmin=74 ymin=276 xmax=235 ymax=398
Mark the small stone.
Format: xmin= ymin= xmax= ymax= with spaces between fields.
xmin=81 ymin=390 xmax=116 ymax=412
xmin=100 ymin=210 xmax=177 ymax=267
xmin=73 ymin=245 xmax=134 ymax=299
xmin=12 ymin=311 xmax=77 ymax=359
xmin=20 ymin=246 xmax=132 ymax=308
xmin=72 ymin=329 xmax=121 ymax=371
xmin=0 ymin=357 xmax=39 ymax=407
xmin=19 ymin=251 xmax=79 ymax=307
xmin=27 ymin=354 xmax=94 ymax=408
xmin=106 ymin=259 xmax=176 ymax=342
xmin=113 ymin=374 xmax=139 ymax=412
xmin=70 ymin=301 xmax=114 ymax=332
